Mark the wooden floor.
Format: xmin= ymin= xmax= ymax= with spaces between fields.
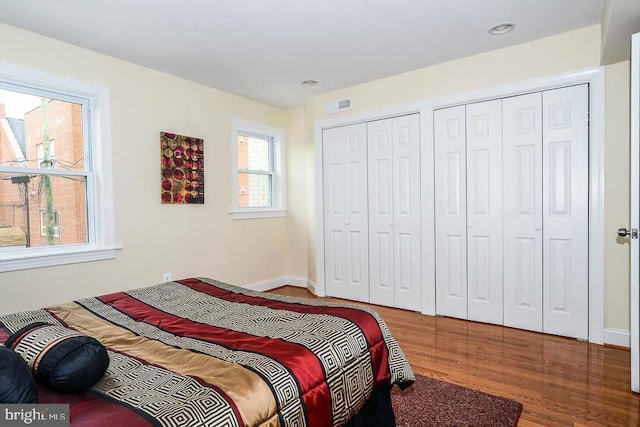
xmin=269 ymin=286 xmax=640 ymax=427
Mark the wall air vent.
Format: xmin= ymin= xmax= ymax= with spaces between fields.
xmin=325 ymin=97 xmax=352 ymax=114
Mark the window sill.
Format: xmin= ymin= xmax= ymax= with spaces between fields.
xmin=0 ymin=245 xmax=120 ymax=273
xmin=230 ymin=209 xmax=287 ymax=220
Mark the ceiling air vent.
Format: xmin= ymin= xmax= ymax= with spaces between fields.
xmin=326 ymin=97 xmax=352 ymax=114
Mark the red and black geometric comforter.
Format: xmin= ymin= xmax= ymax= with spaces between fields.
xmin=0 ymin=277 xmax=414 ymax=426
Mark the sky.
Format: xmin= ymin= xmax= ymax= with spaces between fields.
xmin=0 ymin=88 xmax=42 ymax=119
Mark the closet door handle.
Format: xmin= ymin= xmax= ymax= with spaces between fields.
xmin=345 ymin=220 xmax=350 ymax=226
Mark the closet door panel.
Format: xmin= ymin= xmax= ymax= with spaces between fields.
xmin=368 ymin=120 xmax=395 ymax=306
xmin=435 ymin=106 xmax=468 ymax=318
xmin=466 ymin=100 xmax=503 ymax=324
xmin=368 ymin=114 xmax=421 ymax=310
xmin=542 ymin=84 xmax=589 ymax=339
xmin=503 ymin=93 xmax=543 ymax=332
xmin=393 ymin=114 xmax=421 ymax=311
xmin=323 ymin=124 xmax=369 ymax=302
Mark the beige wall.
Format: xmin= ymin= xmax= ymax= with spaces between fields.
xmin=605 ymin=60 xmax=631 ymax=331
xmin=307 ymin=24 xmax=632 ymax=332
xmin=284 ymin=106 xmax=309 ymax=279
xmin=0 ymin=23 xmax=290 ymax=314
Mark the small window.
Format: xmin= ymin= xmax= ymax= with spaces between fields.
xmin=0 ymin=64 xmax=115 ymax=271
xmin=40 ymin=210 xmax=60 ymax=238
xmin=231 ymin=119 xmax=285 ymax=219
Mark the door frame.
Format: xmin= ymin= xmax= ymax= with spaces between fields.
xmin=314 ymin=67 xmax=605 ymax=344
xmin=630 ymin=32 xmax=639 ymax=392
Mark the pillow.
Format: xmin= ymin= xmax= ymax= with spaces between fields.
xmin=0 ymin=345 xmax=38 ymax=403
xmin=6 ymin=322 xmax=109 ymax=392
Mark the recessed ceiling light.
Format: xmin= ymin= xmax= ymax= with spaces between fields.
xmin=489 ymin=23 xmax=515 ymax=35
xmin=301 ymin=79 xmax=319 ymax=86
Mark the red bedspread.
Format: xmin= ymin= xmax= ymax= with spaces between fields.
xmin=0 ymin=277 xmax=414 ymax=426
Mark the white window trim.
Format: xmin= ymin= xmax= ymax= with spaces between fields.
xmin=230 ymin=118 xmax=286 ymax=220
xmin=0 ymin=62 xmax=116 ymax=272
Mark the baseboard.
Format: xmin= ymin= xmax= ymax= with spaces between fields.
xmin=604 ymin=328 xmax=630 ymax=348
xmin=306 ymin=279 xmax=317 ymax=295
xmin=245 ymin=276 xmax=311 ymax=292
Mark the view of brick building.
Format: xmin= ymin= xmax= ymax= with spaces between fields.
xmin=0 ymin=96 xmax=87 ymax=249
xmin=237 ymin=134 xmax=271 ymax=208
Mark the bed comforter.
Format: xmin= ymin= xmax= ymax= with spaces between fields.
xmin=0 ymin=277 xmax=414 ymax=426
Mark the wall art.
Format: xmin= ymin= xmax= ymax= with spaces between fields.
xmin=160 ymin=132 xmax=204 ymax=204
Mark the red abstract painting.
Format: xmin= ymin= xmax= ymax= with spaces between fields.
xmin=161 ymin=132 xmax=204 ymax=204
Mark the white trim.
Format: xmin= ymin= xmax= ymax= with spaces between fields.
xmin=0 ymin=245 xmax=119 ymax=272
xmin=0 ymin=62 xmax=115 ymax=271
xmin=314 ymin=67 xmax=606 ymax=343
xmin=244 ymin=276 xmax=309 ymax=292
xmin=588 ymin=68 xmax=606 ymax=345
xmin=420 ymin=109 xmax=436 ymax=315
xmin=306 ymin=279 xmax=317 ymax=295
xmin=230 ymin=118 xmax=286 ymax=217
xmin=604 ymin=328 xmax=631 ymax=348
xmin=229 ymin=209 xmax=286 ymax=220
xmin=630 ymin=32 xmax=640 ymax=393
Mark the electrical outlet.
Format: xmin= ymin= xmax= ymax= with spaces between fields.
xmin=162 ymin=272 xmax=172 ymax=282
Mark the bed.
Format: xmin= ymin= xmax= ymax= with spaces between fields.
xmin=0 ymin=277 xmax=414 ymax=426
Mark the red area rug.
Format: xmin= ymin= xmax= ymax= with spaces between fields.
xmin=391 ymin=375 xmax=522 ymax=427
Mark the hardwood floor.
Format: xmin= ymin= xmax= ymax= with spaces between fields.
xmin=269 ymin=286 xmax=640 ymax=426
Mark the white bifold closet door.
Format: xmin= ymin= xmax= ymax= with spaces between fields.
xmin=323 ymin=123 xmax=370 ymax=303
xmin=435 ymin=85 xmax=589 ymax=339
xmin=503 ymin=86 xmax=589 ymax=339
xmin=368 ymin=114 xmax=421 ymax=310
xmin=434 ymin=100 xmax=503 ymax=324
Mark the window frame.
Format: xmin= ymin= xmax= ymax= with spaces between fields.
xmin=0 ymin=63 xmax=115 ymax=272
xmin=230 ymin=118 xmax=285 ymax=220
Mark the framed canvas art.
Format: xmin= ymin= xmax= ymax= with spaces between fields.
xmin=160 ymin=132 xmax=204 ymax=204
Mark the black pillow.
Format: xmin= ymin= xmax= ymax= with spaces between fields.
xmin=0 ymin=345 xmax=38 ymax=403
xmin=6 ymin=322 xmax=109 ymax=393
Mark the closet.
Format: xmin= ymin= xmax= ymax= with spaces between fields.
xmin=322 ymin=114 xmax=421 ymax=311
xmin=434 ymin=84 xmax=589 ymax=339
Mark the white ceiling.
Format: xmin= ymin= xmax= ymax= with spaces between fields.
xmin=0 ymin=0 xmax=634 ymax=109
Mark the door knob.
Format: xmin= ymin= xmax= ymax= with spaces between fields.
xmin=618 ymin=228 xmax=639 ymax=239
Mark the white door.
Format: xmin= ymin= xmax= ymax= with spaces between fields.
xmin=466 ymin=100 xmax=503 ymax=324
xmin=323 ymin=124 xmax=369 ymax=302
xmin=434 ymin=106 xmax=468 ymax=318
xmin=630 ymin=32 xmax=640 ymax=394
xmin=503 ymin=92 xmax=544 ymax=332
xmin=368 ymin=114 xmax=421 ymax=310
xmin=542 ymin=84 xmax=589 ymax=340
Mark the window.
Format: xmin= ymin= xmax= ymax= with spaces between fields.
xmin=231 ymin=119 xmax=285 ymax=219
xmin=40 ymin=210 xmax=59 ymax=238
xmin=0 ymin=63 xmax=114 ymax=271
